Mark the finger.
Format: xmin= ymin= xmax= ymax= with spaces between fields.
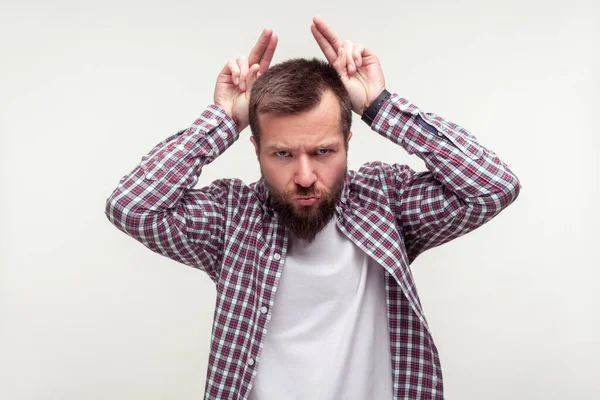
xmin=352 ymin=43 xmax=365 ymax=68
xmin=227 ymin=60 xmax=240 ymax=84
xmin=237 ymin=56 xmax=249 ymax=91
xmin=246 ymin=63 xmax=261 ymax=93
xmin=248 ymin=28 xmax=273 ymax=67
xmin=312 ymin=16 xmax=343 ymax=59
xmin=258 ymin=32 xmax=278 ymax=73
xmin=334 ymin=46 xmax=348 ymax=79
xmin=311 ymin=23 xmax=337 ymax=64
xmin=361 ymin=46 xmax=377 ymax=58
xmin=343 ymin=41 xmax=355 ymax=75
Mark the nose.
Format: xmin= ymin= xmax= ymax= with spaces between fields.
xmin=294 ymin=155 xmax=317 ymax=188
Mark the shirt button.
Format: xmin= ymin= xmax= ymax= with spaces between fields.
xmin=273 ymin=253 xmax=281 ymax=261
xmin=145 ymin=172 xmax=153 ymax=179
xmin=247 ymin=357 xmax=255 ymax=366
xmin=260 ymin=306 xmax=268 ymax=314
xmin=209 ymin=118 xmax=218 ymax=125
xmin=389 ymin=118 xmax=399 ymax=126
xmin=176 ymin=144 xmax=185 ymax=151
xmin=219 ymin=131 xmax=228 ymax=139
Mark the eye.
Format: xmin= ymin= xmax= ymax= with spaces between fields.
xmin=275 ymin=151 xmax=290 ymax=158
xmin=316 ymin=149 xmax=331 ymax=155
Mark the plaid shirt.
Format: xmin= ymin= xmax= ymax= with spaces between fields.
xmin=106 ymin=94 xmax=520 ymax=399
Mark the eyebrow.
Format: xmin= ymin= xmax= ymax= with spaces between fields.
xmin=265 ymin=141 xmax=342 ymax=152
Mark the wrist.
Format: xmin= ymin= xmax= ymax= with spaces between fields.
xmin=214 ymin=102 xmax=232 ymax=118
xmin=361 ymin=89 xmax=391 ymax=126
xmin=215 ymin=103 xmax=240 ymax=128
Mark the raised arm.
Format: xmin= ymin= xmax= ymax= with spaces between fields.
xmin=311 ymin=17 xmax=521 ymax=261
xmin=105 ymin=29 xmax=278 ymax=280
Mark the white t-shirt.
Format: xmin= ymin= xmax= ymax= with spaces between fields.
xmin=248 ymin=217 xmax=394 ymax=400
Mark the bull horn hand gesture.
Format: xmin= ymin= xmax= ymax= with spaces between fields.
xmin=311 ymin=16 xmax=386 ymax=116
xmin=214 ymin=28 xmax=278 ymax=130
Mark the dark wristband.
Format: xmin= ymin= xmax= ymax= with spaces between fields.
xmin=361 ymin=89 xmax=391 ymax=126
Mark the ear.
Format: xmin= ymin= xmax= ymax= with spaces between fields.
xmin=250 ymin=135 xmax=260 ymax=157
xmin=346 ymin=131 xmax=353 ymax=148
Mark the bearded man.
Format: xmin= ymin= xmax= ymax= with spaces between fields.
xmin=106 ymin=16 xmax=520 ymax=400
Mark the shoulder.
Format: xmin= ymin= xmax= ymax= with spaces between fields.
xmin=187 ymin=178 xmax=260 ymax=208
xmin=351 ymin=161 xmax=416 ymax=187
xmin=347 ymin=161 xmax=421 ymax=206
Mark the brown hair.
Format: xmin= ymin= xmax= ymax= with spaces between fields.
xmin=249 ymin=58 xmax=352 ymax=149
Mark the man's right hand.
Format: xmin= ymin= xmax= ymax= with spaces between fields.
xmin=214 ymin=28 xmax=278 ymax=131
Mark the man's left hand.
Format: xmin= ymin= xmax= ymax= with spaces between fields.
xmin=311 ymin=16 xmax=386 ymax=116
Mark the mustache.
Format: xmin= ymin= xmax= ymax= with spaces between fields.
xmin=294 ymin=185 xmax=319 ymax=197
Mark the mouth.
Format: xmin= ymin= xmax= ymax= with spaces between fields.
xmin=294 ymin=196 xmax=320 ymax=206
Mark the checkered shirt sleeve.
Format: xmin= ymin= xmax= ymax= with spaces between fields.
xmin=370 ymin=94 xmax=521 ymax=262
xmin=105 ymin=106 xmax=239 ymax=282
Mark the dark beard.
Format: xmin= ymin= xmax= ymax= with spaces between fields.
xmin=266 ymin=167 xmax=346 ymax=243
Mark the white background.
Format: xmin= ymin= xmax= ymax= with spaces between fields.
xmin=1 ymin=0 xmax=598 ymax=398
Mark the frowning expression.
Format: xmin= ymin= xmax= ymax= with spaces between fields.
xmin=250 ymin=90 xmax=352 ymax=240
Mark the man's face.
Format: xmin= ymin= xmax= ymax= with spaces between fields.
xmin=250 ymin=90 xmax=351 ymax=242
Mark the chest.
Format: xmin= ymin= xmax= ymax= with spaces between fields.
xmin=216 ymin=201 xmax=411 ymax=307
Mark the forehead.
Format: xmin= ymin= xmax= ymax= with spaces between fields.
xmin=258 ymin=90 xmax=345 ymax=149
